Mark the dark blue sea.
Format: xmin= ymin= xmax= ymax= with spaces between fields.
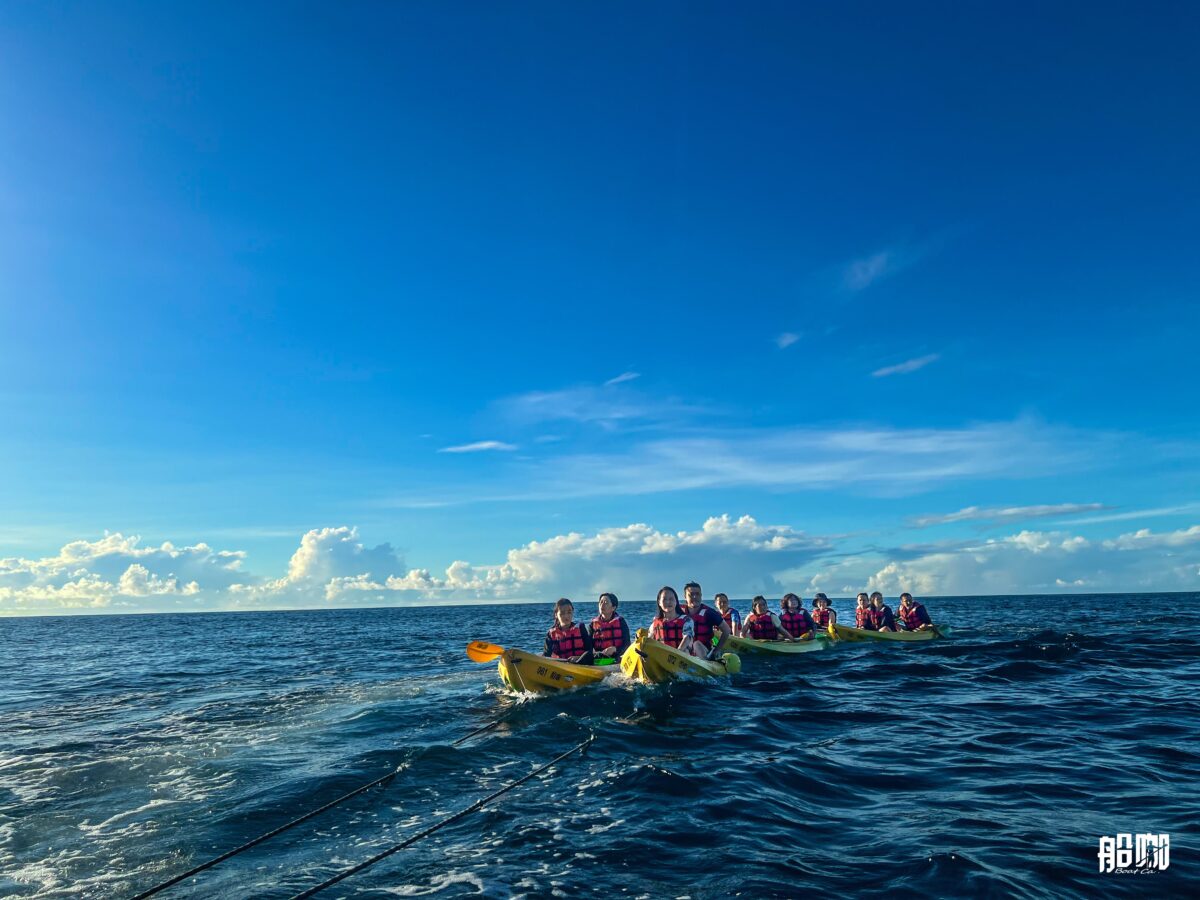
xmin=2 ymin=594 xmax=1197 ymax=898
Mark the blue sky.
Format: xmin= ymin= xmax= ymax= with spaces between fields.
xmin=2 ymin=2 xmax=1198 ymax=613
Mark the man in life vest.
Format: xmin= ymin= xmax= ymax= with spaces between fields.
xmin=897 ymin=592 xmax=934 ymax=632
xmin=683 ymin=581 xmax=732 ymax=659
xmin=590 ymin=592 xmax=631 ymax=660
xmin=811 ymin=593 xmax=837 ymax=630
xmin=779 ymin=593 xmax=815 ymax=640
xmin=650 ymin=585 xmax=695 ymax=650
xmin=867 ymin=592 xmax=897 ymax=632
xmin=854 ymin=592 xmax=872 ymax=629
xmin=714 ymin=592 xmax=742 ymax=637
xmin=743 ymin=595 xmax=796 ymax=641
xmin=543 ymin=597 xmax=594 ymax=663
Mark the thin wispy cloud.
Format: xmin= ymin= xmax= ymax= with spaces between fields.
xmin=494 ymin=384 xmax=707 ymax=431
xmin=438 ymin=440 xmax=517 ymax=453
xmin=872 ymin=353 xmax=940 ymax=377
xmin=911 ymin=502 xmax=1107 ymax=528
xmin=604 ymin=371 xmax=640 ymax=386
xmin=1058 ymin=502 xmax=1200 ymax=526
xmin=844 ymin=251 xmax=893 ymax=291
xmin=775 ymin=332 xmax=800 ymax=349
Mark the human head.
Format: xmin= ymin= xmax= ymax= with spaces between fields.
xmin=683 ymin=582 xmax=702 ymax=609
xmin=814 ymin=592 xmax=829 ymax=608
xmin=554 ymin=597 xmax=574 ymax=627
xmin=656 ymin=586 xmax=679 ymax=618
xmin=751 ymin=595 xmax=768 ymax=614
xmin=782 ymin=593 xmax=799 ymax=612
xmin=714 ymin=593 xmax=729 ymax=613
xmin=856 ymin=592 xmax=869 ymax=607
xmin=899 ymin=592 xmax=913 ymax=606
xmin=598 ymin=592 xmax=618 ymax=619
xmin=870 ymin=592 xmax=884 ymax=607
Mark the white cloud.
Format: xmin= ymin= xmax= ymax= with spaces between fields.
xmin=775 ymin=332 xmax=800 ymax=349
xmin=604 ymin=372 xmax=640 ymax=386
xmin=912 ymin=502 xmax=1107 ymax=528
xmin=499 ymin=419 xmax=1114 ymax=501
xmin=872 ymin=354 xmax=940 ymax=378
xmin=844 ymin=251 xmax=892 ymax=291
xmin=438 ymin=440 xmax=517 ymax=453
xmin=493 ymin=383 xmax=701 ymax=431
xmin=6 ymin=516 xmax=1199 ymax=616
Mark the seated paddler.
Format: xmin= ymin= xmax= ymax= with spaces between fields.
xmin=543 ymin=597 xmax=594 ymax=663
xmin=590 ymin=592 xmax=631 ymax=660
xmin=743 ymin=595 xmax=796 ymax=641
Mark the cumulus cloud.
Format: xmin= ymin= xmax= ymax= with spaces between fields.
xmin=438 ymin=441 xmax=517 ymax=453
xmin=6 ymin=518 xmax=1199 ymax=616
xmin=807 ymin=525 xmax=1200 ymax=596
xmin=872 ymin=354 xmax=940 ymax=378
xmin=0 ymin=533 xmax=244 ymax=614
xmin=911 ymin=502 xmax=1107 ymax=528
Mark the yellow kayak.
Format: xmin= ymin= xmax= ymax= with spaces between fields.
xmin=497 ymin=648 xmax=611 ymax=694
xmin=727 ymin=634 xmax=828 ymax=655
xmin=830 ymin=623 xmax=940 ymax=642
xmin=620 ymin=628 xmax=741 ymax=684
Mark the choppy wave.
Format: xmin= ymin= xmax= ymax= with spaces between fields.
xmin=2 ymin=596 xmax=1198 ymax=898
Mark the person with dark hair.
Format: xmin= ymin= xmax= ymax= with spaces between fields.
xmin=779 ymin=593 xmax=814 ymax=639
xmin=811 ymin=593 xmax=837 ymax=630
xmin=682 ymin=581 xmax=731 ymax=659
xmin=543 ymin=598 xmax=593 ymax=663
xmin=854 ymin=592 xmax=872 ymax=629
xmin=897 ymin=592 xmax=934 ymax=632
xmin=650 ymin=586 xmax=694 ymax=651
xmin=713 ymin=592 xmax=741 ymax=637
xmin=867 ymin=592 xmax=897 ymax=632
xmin=590 ymin=592 xmax=631 ymax=659
xmin=743 ymin=595 xmax=796 ymax=641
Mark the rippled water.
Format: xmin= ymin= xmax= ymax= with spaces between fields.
xmin=2 ymin=594 xmax=1197 ymax=898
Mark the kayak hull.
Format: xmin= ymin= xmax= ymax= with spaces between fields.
xmin=621 ymin=629 xmax=741 ymax=684
xmin=498 ymin=649 xmax=610 ymax=694
xmin=830 ymin=623 xmax=939 ymax=642
xmin=727 ymin=635 xmax=828 ymax=655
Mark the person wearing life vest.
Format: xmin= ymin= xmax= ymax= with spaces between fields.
xmin=810 ymin=593 xmax=837 ymax=630
xmin=867 ymin=592 xmax=897 ymax=632
xmin=897 ymin=592 xmax=934 ymax=632
xmin=714 ymin=592 xmax=742 ymax=638
xmin=590 ymin=592 xmax=631 ymax=660
xmin=779 ymin=593 xmax=815 ymax=640
xmin=854 ymin=592 xmax=872 ymax=629
xmin=543 ymin=598 xmax=594 ymax=663
xmin=649 ymin=585 xmax=695 ymax=651
xmin=683 ymin=581 xmax=732 ymax=659
xmin=742 ymin=595 xmax=796 ymax=641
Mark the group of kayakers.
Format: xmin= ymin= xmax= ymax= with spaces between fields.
xmin=543 ymin=583 xmax=934 ymax=664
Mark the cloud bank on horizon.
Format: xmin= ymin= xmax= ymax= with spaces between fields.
xmin=3 ymin=515 xmax=1199 ymax=616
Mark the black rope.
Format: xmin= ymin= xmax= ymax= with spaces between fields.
xmin=128 ymin=718 xmax=504 ymax=900
xmin=287 ymin=735 xmax=595 ymax=899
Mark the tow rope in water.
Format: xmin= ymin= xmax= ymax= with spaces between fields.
xmin=129 ymin=718 xmax=505 ymax=900
xmin=287 ymin=734 xmax=595 ymax=899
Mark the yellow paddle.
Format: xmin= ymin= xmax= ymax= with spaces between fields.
xmin=466 ymin=641 xmax=506 ymax=663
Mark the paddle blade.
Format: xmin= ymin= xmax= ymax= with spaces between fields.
xmin=466 ymin=641 xmax=506 ymax=663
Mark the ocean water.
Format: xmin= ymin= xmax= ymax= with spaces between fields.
xmin=1 ymin=594 xmax=1197 ymax=899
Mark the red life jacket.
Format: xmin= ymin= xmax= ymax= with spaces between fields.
xmin=689 ymin=604 xmax=718 ymax=645
xmin=812 ymin=607 xmax=831 ymax=627
xmin=547 ymin=624 xmax=587 ymax=659
xmin=745 ymin=612 xmax=778 ymax=640
xmin=651 ymin=616 xmax=685 ymax=645
xmin=900 ymin=603 xmax=927 ymax=630
xmin=591 ymin=614 xmax=624 ymax=651
xmin=867 ymin=605 xmax=894 ymax=630
xmin=780 ymin=610 xmax=812 ymax=637
xmin=721 ymin=609 xmax=734 ymax=627
xmin=856 ymin=606 xmax=871 ymax=629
